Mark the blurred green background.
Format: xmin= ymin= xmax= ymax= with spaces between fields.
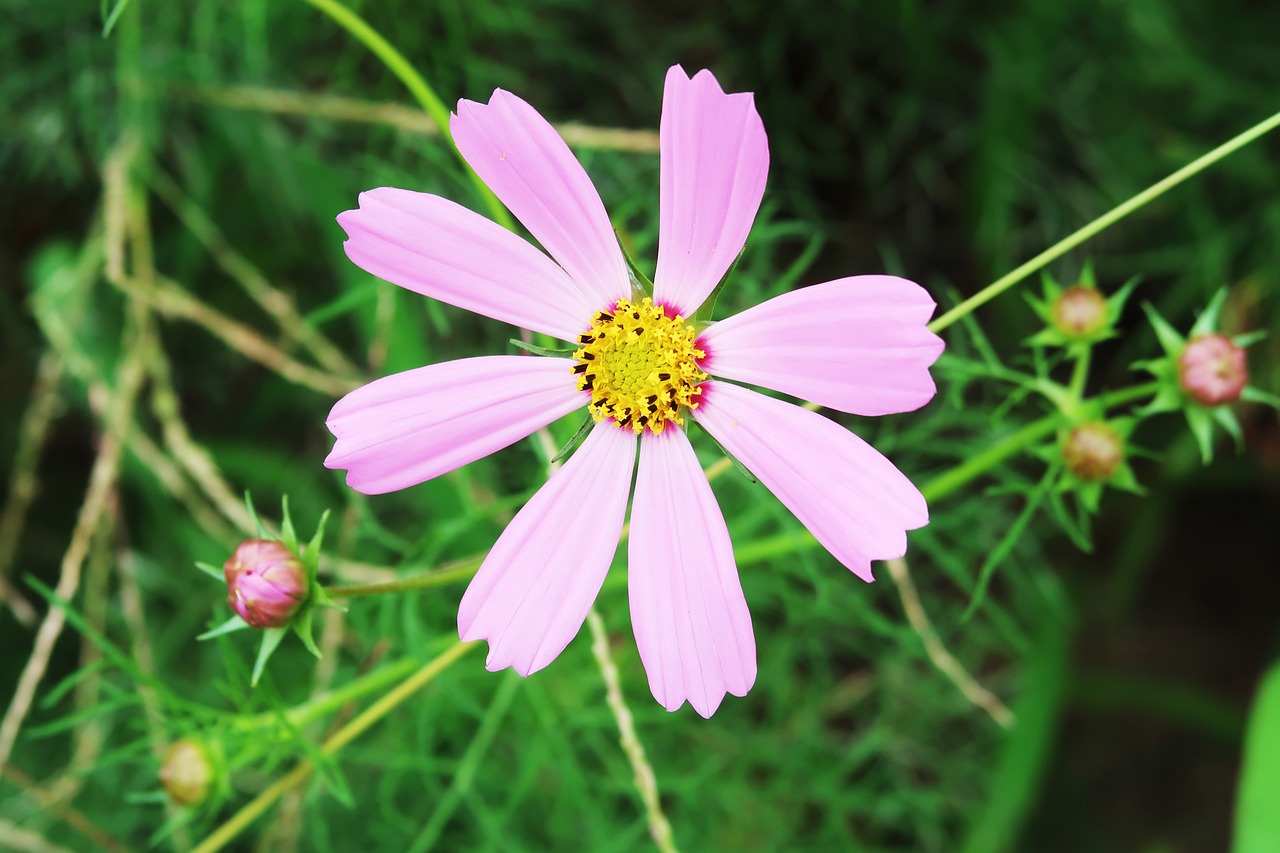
xmin=2 ymin=1 xmax=1278 ymax=851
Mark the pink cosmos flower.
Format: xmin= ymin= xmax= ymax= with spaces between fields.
xmin=326 ymin=66 xmax=944 ymax=717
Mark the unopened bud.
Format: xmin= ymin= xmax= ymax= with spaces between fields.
xmin=1051 ymin=285 xmax=1109 ymax=339
xmin=1178 ymin=333 xmax=1248 ymax=406
xmin=159 ymin=739 xmax=214 ymax=806
xmin=224 ymin=540 xmax=306 ymax=628
xmin=1062 ymin=421 xmax=1123 ymax=482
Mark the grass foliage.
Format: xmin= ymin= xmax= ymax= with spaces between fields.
xmin=2 ymin=1 xmax=1278 ymax=851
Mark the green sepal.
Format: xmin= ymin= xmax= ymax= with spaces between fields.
xmin=279 ymin=495 xmax=298 ymax=553
xmin=1242 ymin=386 xmax=1280 ymax=408
xmin=1075 ymin=481 xmax=1104 ymax=515
xmin=692 ymin=419 xmax=757 ymax=484
xmin=194 ymin=561 xmax=224 ymax=581
xmin=1108 ymin=462 xmax=1144 ymax=495
xmin=1190 ymin=288 xmax=1229 ymax=337
xmin=290 ymin=605 xmax=323 ymax=659
xmin=1234 ymin=329 xmax=1269 ymax=348
xmin=198 ymin=614 xmax=252 ymax=641
xmin=692 ymin=246 xmax=747 ymax=326
xmin=244 ymin=491 xmax=269 ymax=539
xmin=1212 ymin=406 xmax=1244 ymax=449
xmin=1141 ymin=302 xmax=1187 ymax=357
xmin=1185 ymin=405 xmax=1216 ymax=464
xmin=552 ymin=415 xmax=595 ymax=464
xmin=616 ymin=229 xmax=654 ymax=295
xmin=509 ymin=339 xmax=577 ymax=357
xmin=301 ymin=508 xmax=330 ymax=584
xmin=251 ymin=627 xmax=288 ymax=687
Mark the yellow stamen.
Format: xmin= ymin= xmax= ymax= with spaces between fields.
xmin=572 ymin=297 xmax=707 ymax=435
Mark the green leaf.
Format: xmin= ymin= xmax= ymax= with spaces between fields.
xmin=963 ymin=468 xmax=1052 ymax=621
xmin=1233 ymin=660 xmax=1280 ymax=853
xmin=961 ymin=615 xmax=1070 ymax=853
xmin=101 ymin=0 xmax=132 ymax=37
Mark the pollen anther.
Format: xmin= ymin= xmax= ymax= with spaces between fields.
xmin=572 ymin=297 xmax=707 ymax=435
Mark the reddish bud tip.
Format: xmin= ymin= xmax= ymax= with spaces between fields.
xmin=1051 ymin=285 xmax=1109 ymax=338
xmin=159 ymin=739 xmax=214 ymax=806
xmin=1062 ymin=421 xmax=1124 ymax=482
xmin=1178 ymin=333 xmax=1248 ymax=406
xmin=224 ymin=539 xmax=306 ymax=628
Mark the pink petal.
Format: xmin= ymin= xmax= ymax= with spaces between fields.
xmin=692 ymin=381 xmax=928 ymax=581
xmin=325 ymin=356 xmax=584 ymax=495
xmin=452 ymin=91 xmax=629 ymax=309
xmin=699 ymin=276 xmax=945 ymax=416
xmin=338 ymin=188 xmax=598 ymax=341
xmin=629 ymin=428 xmax=756 ymax=717
xmin=458 ymin=423 xmax=635 ymax=676
xmin=653 ymin=66 xmax=769 ymax=317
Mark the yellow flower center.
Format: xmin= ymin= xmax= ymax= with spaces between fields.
xmin=572 ymin=297 xmax=707 ymax=435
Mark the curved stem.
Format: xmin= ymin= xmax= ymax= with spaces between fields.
xmin=302 ymin=0 xmax=514 ymax=230
xmin=929 ymin=108 xmax=1280 ymax=334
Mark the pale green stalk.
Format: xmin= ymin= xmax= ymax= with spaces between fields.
xmin=930 ymin=108 xmax=1280 ymax=333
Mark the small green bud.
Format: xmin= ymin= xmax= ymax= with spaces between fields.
xmin=224 ymin=539 xmax=306 ymax=628
xmin=1062 ymin=421 xmax=1124 ymax=482
xmin=1178 ymin=333 xmax=1248 ymax=406
xmin=159 ymin=739 xmax=214 ymax=806
xmin=1051 ymin=285 xmax=1109 ymax=339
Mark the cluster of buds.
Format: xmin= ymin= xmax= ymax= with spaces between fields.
xmin=1025 ymin=269 xmax=1273 ymax=516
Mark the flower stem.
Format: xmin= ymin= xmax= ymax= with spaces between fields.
xmin=302 ymin=0 xmax=514 ymax=230
xmin=929 ymin=108 xmax=1280 ymax=334
xmin=191 ymin=641 xmax=476 ymax=853
xmin=323 ymin=557 xmax=483 ymax=599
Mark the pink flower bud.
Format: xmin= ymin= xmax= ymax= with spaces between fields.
xmin=1051 ymin=285 xmax=1108 ymax=338
xmin=1178 ymin=333 xmax=1248 ymax=406
xmin=224 ymin=539 xmax=306 ymax=628
xmin=159 ymin=739 xmax=214 ymax=806
xmin=1062 ymin=421 xmax=1123 ymax=482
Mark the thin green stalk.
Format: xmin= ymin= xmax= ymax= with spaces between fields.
xmin=191 ymin=641 xmax=477 ymax=853
xmin=1067 ymin=346 xmax=1091 ymax=411
xmin=302 ymin=0 xmax=514 ymax=230
xmin=930 ymin=108 xmax=1280 ymax=334
xmin=324 ymin=558 xmax=483 ymax=599
xmin=236 ymin=656 xmax=420 ymax=731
